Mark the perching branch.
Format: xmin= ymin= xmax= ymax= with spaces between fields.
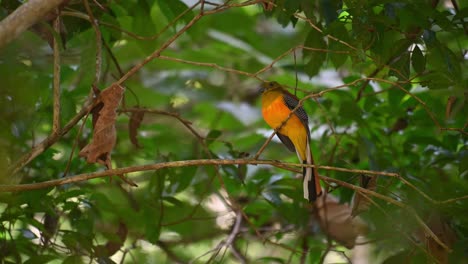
xmin=4 ymin=156 xmax=460 ymax=251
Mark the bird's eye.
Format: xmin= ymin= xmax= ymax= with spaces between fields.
xmin=269 ymin=82 xmax=274 ymax=87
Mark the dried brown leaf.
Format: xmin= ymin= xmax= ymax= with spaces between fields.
xmin=91 ymin=102 xmax=104 ymax=128
xmin=389 ymin=118 xmax=409 ymax=134
xmin=260 ymin=0 xmax=275 ymax=11
xmin=79 ymin=84 xmax=125 ymax=169
xmin=424 ymin=213 xmax=457 ymax=264
xmin=94 ymin=222 xmax=128 ymax=257
xmin=128 ymin=109 xmax=145 ymax=148
xmin=445 ymin=96 xmax=457 ymax=120
xmin=351 ymin=175 xmax=377 ymax=216
xmin=315 ymin=193 xmax=367 ymax=248
xmin=41 ymin=210 xmax=59 ymax=247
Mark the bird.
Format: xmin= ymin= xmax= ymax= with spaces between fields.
xmin=259 ymin=81 xmax=322 ymax=202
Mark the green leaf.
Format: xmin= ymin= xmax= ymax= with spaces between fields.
xmin=162 ymin=196 xmax=184 ymax=207
xmin=389 ymin=51 xmax=410 ymax=81
xmin=71 ymin=29 xmax=96 ymax=91
xmin=133 ymin=4 xmax=158 ymax=53
xmin=206 ymin=129 xmax=222 ymax=146
xmin=327 ymin=22 xmax=349 ymax=68
xmin=411 ymin=45 xmax=425 ymax=74
xmin=60 ymin=90 xmax=77 ymax=124
xmin=300 ymin=0 xmax=315 ymax=20
xmin=142 ymin=202 xmax=162 ymax=243
xmin=426 ymin=43 xmax=461 ymax=81
xmin=62 ymin=255 xmax=84 ymax=264
xmin=320 ymin=0 xmax=342 ymax=25
xmin=167 ymin=166 xmax=197 ymax=193
xmin=273 ymin=0 xmax=300 ymax=27
xmin=24 ymin=255 xmax=57 ymax=264
xmin=255 ymin=257 xmax=286 ymax=264
xmin=420 ymin=72 xmax=453 ymax=90
xmin=338 ymin=97 xmax=363 ymax=123
xmin=459 ymin=151 xmax=468 ymax=177
xmin=151 ymin=1 xmax=171 ymax=32
xmin=303 ymin=29 xmax=327 ymax=77
xmin=169 ymin=0 xmax=195 ymax=21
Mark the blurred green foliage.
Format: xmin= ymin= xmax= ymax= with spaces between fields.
xmin=0 ymin=0 xmax=467 ymax=263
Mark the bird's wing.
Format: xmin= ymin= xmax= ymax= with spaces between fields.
xmin=282 ymin=92 xmax=310 ymax=137
xmin=276 ymin=133 xmax=296 ymax=152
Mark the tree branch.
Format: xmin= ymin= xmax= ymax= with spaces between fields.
xmin=52 ymin=11 xmax=61 ymax=134
xmin=0 ymin=0 xmax=65 ymax=49
xmin=1 ymin=158 xmax=408 ymax=193
xmin=83 ymin=0 xmax=102 ymax=91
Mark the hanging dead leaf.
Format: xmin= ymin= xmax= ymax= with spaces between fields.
xmin=351 ymin=175 xmax=377 ymax=216
xmin=389 ymin=118 xmax=408 ymax=134
xmin=79 ymin=84 xmax=125 ymax=169
xmin=445 ymin=96 xmax=457 ymax=120
xmin=41 ymin=210 xmax=59 ymax=247
xmin=260 ymin=0 xmax=275 ymax=11
xmin=314 ymin=193 xmax=367 ymax=248
xmin=94 ymin=222 xmax=128 ymax=258
xmin=91 ymin=101 xmax=104 ymax=128
xmin=128 ymin=109 xmax=145 ymax=148
xmin=419 ymin=213 xmax=457 ymax=264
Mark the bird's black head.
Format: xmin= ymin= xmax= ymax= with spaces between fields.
xmin=259 ymin=81 xmax=281 ymax=93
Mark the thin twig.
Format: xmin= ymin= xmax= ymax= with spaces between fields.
xmin=83 ymin=0 xmax=102 ymax=92
xmin=193 ymin=210 xmax=243 ymax=263
xmin=62 ymin=0 xmax=198 ymax=41
xmin=102 ymin=40 xmax=124 ymax=77
xmin=7 ymin=97 xmax=96 ymax=176
xmin=52 ymin=10 xmax=61 ymax=134
xmin=114 ymin=13 xmax=202 ymax=86
xmin=62 ymin=109 xmax=91 ymax=177
xmin=230 ymin=243 xmax=248 ymax=264
xmin=157 ymin=55 xmax=262 ymax=81
xmin=438 ymin=194 xmax=468 ymax=204
xmin=156 ymin=241 xmax=186 ymax=264
xmin=253 ymin=45 xmax=349 ymax=77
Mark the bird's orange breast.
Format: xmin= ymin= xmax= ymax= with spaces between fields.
xmin=261 ymin=95 xmax=305 ymax=136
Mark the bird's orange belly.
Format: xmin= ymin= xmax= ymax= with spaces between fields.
xmin=262 ymin=97 xmax=304 ymax=136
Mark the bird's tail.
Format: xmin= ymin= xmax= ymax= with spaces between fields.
xmin=303 ymin=139 xmax=322 ymax=202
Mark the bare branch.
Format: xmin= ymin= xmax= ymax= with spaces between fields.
xmin=1 ymin=158 xmax=407 ymax=193
xmin=0 ymin=0 xmax=65 ymax=49
xmin=52 ymin=11 xmax=61 ymax=134
xmin=83 ymin=0 xmax=102 ymax=90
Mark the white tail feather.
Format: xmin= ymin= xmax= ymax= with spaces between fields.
xmin=304 ymin=138 xmax=312 ymax=200
xmin=297 ymin=138 xmax=313 ymax=201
